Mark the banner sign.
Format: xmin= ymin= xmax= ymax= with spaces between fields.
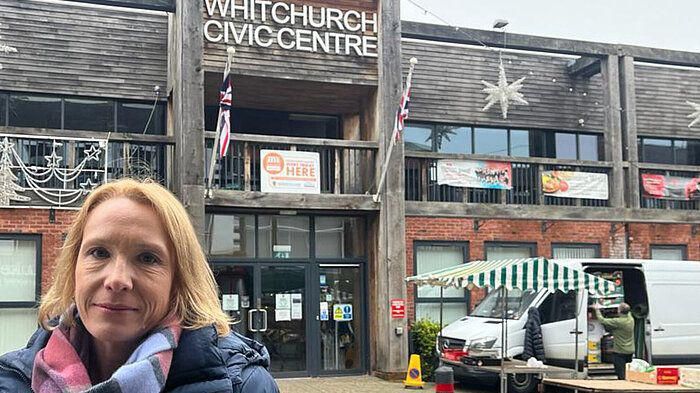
xmin=65 ymin=0 xmax=174 ymax=12
xmin=437 ymin=160 xmax=512 ymax=189
xmin=641 ymin=173 xmax=700 ymax=200
xmin=204 ymin=0 xmax=378 ymax=57
xmin=542 ymin=171 xmax=609 ymax=200
xmin=260 ymin=149 xmax=320 ymax=194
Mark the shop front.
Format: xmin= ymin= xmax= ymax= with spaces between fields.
xmin=205 ymin=212 xmax=369 ymax=377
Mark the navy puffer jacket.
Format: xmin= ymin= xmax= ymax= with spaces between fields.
xmin=0 ymin=325 xmax=279 ymax=393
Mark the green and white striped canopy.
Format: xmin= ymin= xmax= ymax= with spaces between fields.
xmin=406 ymin=257 xmax=617 ymax=294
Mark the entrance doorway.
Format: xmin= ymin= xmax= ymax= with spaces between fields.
xmin=213 ymin=262 xmax=366 ymax=377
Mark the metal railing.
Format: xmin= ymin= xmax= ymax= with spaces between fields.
xmin=405 ymin=153 xmax=611 ymax=207
xmin=0 ymin=132 xmax=172 ymax=208
xmin=205 ymin=132 xmax=378 ymax=194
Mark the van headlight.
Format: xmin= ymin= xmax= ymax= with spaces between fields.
xmin=468 ymin=337 xmax=497 ymax=351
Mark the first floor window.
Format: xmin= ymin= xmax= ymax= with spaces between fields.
xmin=650 ymin=245 xmax=686 ymax=260
xmin=485 ymin=242 xmax=536 ymax=260
xmin=0 ymin=234 xmax=40 ymax=354
xmin=552 ymin=243 xmax=600 ymax=259
xmin=414 ymin=243 xmax=468 ymax=326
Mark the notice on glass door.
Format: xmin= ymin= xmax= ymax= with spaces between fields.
xmin=291 ymin=293 xmax=302 ymax=320
xmin=275 ymin=293 xmax=292 ymax=321
xmin=320 ymin=302 xmax=329 ymax=321
xmin=222 ymin=294 xmax=239 ymax=311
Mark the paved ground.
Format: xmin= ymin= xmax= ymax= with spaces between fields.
xmin=277 ymin=375 xmax=493 ymax=393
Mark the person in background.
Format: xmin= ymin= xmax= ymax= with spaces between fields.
xmin=593 ymin=302 xmax=635 ymax=380
xmin=0 ymin=178 xmax=279 ymax=393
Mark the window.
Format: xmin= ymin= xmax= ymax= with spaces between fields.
xmin=436 ymin=125 xmax=470 ymax=154
xmin=552 ymin=243 xmax=600 ymax=259
xmin=538 ymin=290 xmax=578 ymax=324
xmin=315 ymin=216 xmax=366 ymax=259
xmin=0 ymin=93 xmax=6 ymax=126
xmin=404 ymin=124 xmax=432 ymax=151
xmin=650 ymin=245 xmax=686 ymax=260
xmin=554 ymin=132 xmax=577 ymax=159
xmin=0 ymin=234 xmax=40 ymax=354
xmin=578 ymin=134 xmax=601 ymax=161
xmin=474 ymin=127 xmax=508 ymax=155
xmin=9 ymin=94 xmax=62 ymax=129
xmin=205 ymin=214 xmax=255 ymax=258
xmin=414 ymin=243 xmax=469 ymax=325
xmin=485 ymin=243 xmax=536 ymax=260
xmin=258 ymin=215 xmax=310 ymax=258
xmin=117 ymin=101 xmax=166 ymax=135
xmin=510 ymin=129 xmax=530 ymax=157
xmin=64 ymin=98 xmax=114 ymax=131
xmin=639 ymin=137 xmax=700 ymax=166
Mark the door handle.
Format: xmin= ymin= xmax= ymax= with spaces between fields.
xmin=569 ymin=330 xmax=583 ymax=335
xmin=248 ymin=309 xmax=257 ymax=332
xmin=654 ymin=327 xmax=665 ymax=332
xmin=259 ymin=309 xmax=268 ymax=332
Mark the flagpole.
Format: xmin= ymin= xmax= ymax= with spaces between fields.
xmin=373 ymin=57 xmax=417 ymax=203
xmin=206 ymin=46 xmax=235 ymax=198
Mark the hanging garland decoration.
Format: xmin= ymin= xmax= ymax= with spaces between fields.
xmin=0 ymin=136 xmax=106 ymax=207
xmin=687 ymin=101 xmax=700 ymax=128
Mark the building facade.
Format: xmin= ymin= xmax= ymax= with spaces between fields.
xmin=0 ymin=0 xmax=699 ymax=379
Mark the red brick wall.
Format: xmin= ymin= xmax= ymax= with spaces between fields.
xmin=405 ymin=217 xmax=698 ymax=322
xmin=0 ymin=208 xmax=76 ymax=294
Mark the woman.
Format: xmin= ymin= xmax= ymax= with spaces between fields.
xmin=0 ymin=179 xmax=279 ymax=392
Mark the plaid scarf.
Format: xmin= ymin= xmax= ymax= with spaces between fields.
xmin=32 ymin=311 xmax=181 ymax=393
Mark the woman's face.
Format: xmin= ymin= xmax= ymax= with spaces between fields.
xmin=75 ymin=197 xmax=174 ymax=346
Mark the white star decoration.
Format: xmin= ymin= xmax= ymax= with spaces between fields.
xmin=481 ymin=58 xmax=528 ymax=119
xmin=687 ymin=101 xmax=700 ymax=128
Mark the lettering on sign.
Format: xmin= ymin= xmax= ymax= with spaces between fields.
xmin=204 ymin=0 xmax=378 ymax=57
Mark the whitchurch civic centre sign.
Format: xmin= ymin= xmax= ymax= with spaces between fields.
xmin=204 ymin=0 xmax=379 ymax=57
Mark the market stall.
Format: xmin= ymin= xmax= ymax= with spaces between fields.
xmin=406 ymin=257 xmax=618 ymax=393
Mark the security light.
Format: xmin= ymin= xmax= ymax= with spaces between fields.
xmin=493 ymin=19 xmax=509 ymax=29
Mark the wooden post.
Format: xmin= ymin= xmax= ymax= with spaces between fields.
xmin=170 ymin=0 xmax=206 ymax=242
xmin=601 ymin=55 xmax=625 ymax=208
xmin=373 ymin=0 xmax=408 ymax=379
xmin=334 ymin=149 xmax=341 ymax=194
xmin=619 ymin=56 xmax=640 ymax=209
xmin=244 ymin=142 xmax=251 ymax=192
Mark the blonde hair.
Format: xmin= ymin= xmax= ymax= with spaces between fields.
xmin=38 ymin=178 xmax=231 ymax=336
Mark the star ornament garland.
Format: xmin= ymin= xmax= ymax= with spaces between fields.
xmin=687 ymin=101 xmax=700 ymax=128
xmin=481 ymin=58 xmax=528 ymax=119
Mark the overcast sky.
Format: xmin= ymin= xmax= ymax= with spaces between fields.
xmin=401 ymin=0 xmax=700 ymax=53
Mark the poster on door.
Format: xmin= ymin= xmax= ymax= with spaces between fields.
xmin=333 ymin=304 xmax=353 ymax=321
xmin=275 ymin=293 xmax=291 ymax=321
xmin=291 ymin=293 xmax=302 ymax=320
xmin=320 ymin=302 xmax=329 ymax=321
xmin=222 ymin=294 xmax=239 ymax=311
xmin=261 ymin=150 xmax=321 ymax=194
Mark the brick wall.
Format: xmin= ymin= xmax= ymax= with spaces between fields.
xmin=0 ymin=208 xmax=76 ymax=294
xmin=405 ymin=217 xmax=698 ymax=322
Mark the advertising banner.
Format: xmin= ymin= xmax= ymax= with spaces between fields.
xmin=260 ymin=150 xmax=320 ymax=194
xmin=541 ymin=171 xmax=609 ymax=200
xmin=641 ymin=173 xmax=700 ymax=200
xmin=436 ymin=160 xmax=512 ymax=189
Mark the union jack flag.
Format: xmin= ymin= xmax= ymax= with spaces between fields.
xmin=218 ymin=73 xmax=233 ymax=158
xmin=395 ymin=78 xmax=412 ymax=141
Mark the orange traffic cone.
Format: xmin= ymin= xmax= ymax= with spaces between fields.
xmin=404 ymin=354 xmax=425 ymax=389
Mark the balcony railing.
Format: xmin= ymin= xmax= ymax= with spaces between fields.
xmin=0 ymin=132 xmax=172 ymax=208
xmin=405 ymin=151 xmax=612 ymax=208
xmin=205 ymin=132 xmax=378 ymax=195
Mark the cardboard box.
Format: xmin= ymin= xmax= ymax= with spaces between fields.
xmin=626 ymin=364 xmax=679 ymax=385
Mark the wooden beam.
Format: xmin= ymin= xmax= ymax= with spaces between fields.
xmin=405 ymin=150 xmax=614 ymax=168
xmin=207 ymin=190 xmax=379 ymax=211
xmin=567 ymin=56 xmax=602 ymax=78
xmin=619 ymin=56 xmax=640 ymax=209
xmin=0 ymin=126 xmax=175 ymax=144
xmin=402 ymin=22 xmax=700 ymax=67
xmin=203 ymin=131 xmax=379 ymax=150
xmin=601 ymin=55 xmax=625 ymax=208
xmin=406 ymin=201 xmax=700 ymax=224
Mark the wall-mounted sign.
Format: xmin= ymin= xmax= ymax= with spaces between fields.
xmin=204 ymin=0 xmax=378 ymax=57
xmin=333 ymin=304 xmax=353 ymax=321
xmin=542 ymin=171 xmax=609 ymax=200
xmin=273 ymin=244 xmax=291 ymax=258
xmin=261 ymin=149 xmax=320 ymax=194
xmin=437 ymin=160 xmax=512 ymax=189
xmin=391 ymin=299 xmax=406 ymax=319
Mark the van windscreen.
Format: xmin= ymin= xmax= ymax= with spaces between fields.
xmin=471 ymin=287 xmax=538 ymax=319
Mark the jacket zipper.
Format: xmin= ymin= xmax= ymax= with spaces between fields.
xmin=0 ymin=361 xmax=32 ymax=389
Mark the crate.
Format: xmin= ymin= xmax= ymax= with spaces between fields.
xmin=626 ymin=364 xmax=679 ymax=385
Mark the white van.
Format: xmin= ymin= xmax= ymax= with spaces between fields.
xmin=436 ymin=259 xmax=700 ymax=393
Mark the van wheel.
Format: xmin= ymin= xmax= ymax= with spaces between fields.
xmin=508 ymin=373 xmax=540 ymax=393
